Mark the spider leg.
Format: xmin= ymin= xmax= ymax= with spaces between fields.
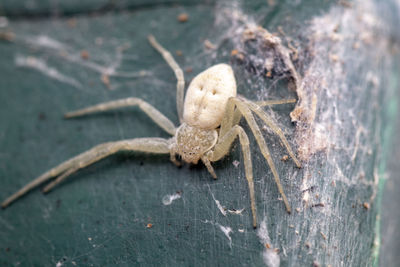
xmin=1 ymin=138 xmax=171 ymax=208
xmin=241 ymin=98 xmax=301 ymax=168
xmin=233 ymin=98 xmax=292 ymax=214
xmin=148 ymin=35 xmax=185 ymax=123
xmin=200 ymin=156 xmax=217 ymax=179
xmin=256 ymin=98 xmax=297 ymax=107
xmin=231 ymin=98 xmax=297 ymax=131
xmin=208 ymin=125 xmax=256 ymax=228
xmin=64 ymin=97 xmax=176 ymax=135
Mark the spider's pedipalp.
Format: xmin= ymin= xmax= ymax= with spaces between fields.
xmin=1 ymin=138 xmax=171 ymax=208
xmin=65 ymin=97 xmax=176 ymax=136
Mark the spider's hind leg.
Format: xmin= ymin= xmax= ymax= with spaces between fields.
xmin=233 ymin=98 xmax=293 ymax=214
xmin=243 ymin=98 xmax=301 ymax=168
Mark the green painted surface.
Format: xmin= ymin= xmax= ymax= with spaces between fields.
xmin=0 ymin=0 xmax=398 ymax=266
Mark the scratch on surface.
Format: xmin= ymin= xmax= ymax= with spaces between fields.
xmin=29 ymin=35 xmax=66 ymax=50
xmin=218 ymin=224 xmax=233 ymax=248
xmin=0 ymin=217 xmax=15 ymax=230
xmin=334 ymin=161 xmax=374 ymax=187
xmin=22 ymin=34 xmax=150 ymax=80
xmin=15 ymin=55 xmax=83 ymax=89
xmin=162 ymin=192 xmax=182 ymax=205
xmin=257 ymin=218 xmax=280 ymax=267
xmin=202 ymin=220 xmax=233 ymax=248
xmin=227 ymin=208 xmax=245 ymax=215
xmin=207 ymin=184 xmax=227 ymax=216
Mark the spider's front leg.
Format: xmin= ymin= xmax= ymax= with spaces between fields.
xmin=65 ymin=97 xmax=176 ymax=136
xmin=1 ymin=138 xmax=171 ymax=208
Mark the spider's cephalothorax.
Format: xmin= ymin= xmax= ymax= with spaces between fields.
xmin=2 ymin=35 xmax=301 ymax=229
xmin=174 ymin=123 xmax=217 ymax=164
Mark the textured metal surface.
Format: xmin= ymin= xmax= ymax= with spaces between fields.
xmin=0 ymin=0 xmax=398 ymax=266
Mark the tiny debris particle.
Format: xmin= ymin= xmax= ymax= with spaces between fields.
xmin=0 ymin=31 xmax=15 ymax=42
xmin=295 ymin=208 xmax=301 ymax=213
xmin=0 ymin=16 xmax=9 ymax=28
xmin=289 ymin=224 xmax=294 ymax=228
xmin=238 ymin=228 xmax=245 ymax=233
xmin=277 ymin=26 xmax=285 ymax=36
xmin=162 ymin=192 xmax=182 ymax=205
xmin=204 ymin=39 xmax=216 ymax=50
xmin=265 ymin=243 xmax=271 ymax=249
xmin=363 ymin=202 xmax=370 ymax=210
xmin=101 ymin=74 xmax=110 ymax=88
xmin=231 ymin=49 xmax=239 ymax=56
xmin=38 ymin=112 xmax=47 ymax=121
xmin=67 ymin=18 xmax=77 ymax=28
xmin=305 ymin=242 xmax=311 ymax=249
xmin=88 ymin=237 xmax=92 ymax=241
xmin=228 ymin=208 xmax=245 ymax=215
xmin=80 ymin=50 xmax=89 ymax=60
xmin=281 ymin=155 xmax=289 ymax=161
xmin=329 ymin=54 xmax=339 ymax=62
xmin=177 ymin=13 xmax=189 ymax=23
xmin=320 ymin=231 xmax=327 ymax=240
xmin=5 ymin=247 xmax=10 ymax=252
xmin=313 ymin=261 xmax=320 ymax=267
xmin=266 ymin=71 xmax=272 ymax=78
xmin=302 ymin=186 xmax=316 ymax=193
xmin=311 ymin=203 xmax=325 ymax=208
xmin=232 ymin=160 xmax=240 ymax=168
xmin=176 ymin=50 xmax=183 ymax=56
xmin=339 ymin=0 xmax=353 ymax=8
xmin=95 ymin=37 xmax=103 ymax=46
xmin=185 ymin=67 xmax=193 ymax=73
xmin=353 ymin=41 xmax=360 ymax=50
xmin=147 ymin=223 xmax=153 ymax=228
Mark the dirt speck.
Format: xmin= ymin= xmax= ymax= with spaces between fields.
xmin=67 ymin=18 xmax=77 ymax=28
xmin=177 ymin=13 xmax=189 ymax=23
xmin=80 ymin=50 xmax=90 ymax=60
xmin=38 ymin=112 xmax=47 ymax=121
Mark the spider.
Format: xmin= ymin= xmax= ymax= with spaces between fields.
xmin=1 ymin=35 xmax=301 ymax=228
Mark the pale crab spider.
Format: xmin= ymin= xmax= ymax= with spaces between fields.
xmin=2 ymin=35 xmax=301 ymax=228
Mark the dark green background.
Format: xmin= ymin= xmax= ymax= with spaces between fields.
xmin=1 ymin=0 xmax=399 ymax=266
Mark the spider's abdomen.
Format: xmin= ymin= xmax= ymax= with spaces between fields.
xmin=183 ymin=64 xmax=237 ymax=130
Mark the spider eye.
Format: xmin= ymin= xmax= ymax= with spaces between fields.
xmin=212 ymin=90 xmax=217 ymax=95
